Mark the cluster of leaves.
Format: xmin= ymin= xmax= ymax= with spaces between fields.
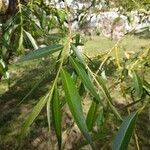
xmin=0 ymin=0 xmax=67 ymax=80
xmin=17 ymin=32 xmax=150 ymax=149
xmin=0 ymin=0 xmax=149 ymax=149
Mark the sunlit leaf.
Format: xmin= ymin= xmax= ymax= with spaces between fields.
xmin=20 ymin=94 xmax=49 ymax=139
xmin=56 ymin=9 xmax=65 ymax=24
xmin=71 ymin=44 xmax=85 ymax=65
xmin=47 ymin=91 xmax=53 ymax=138
xmin=19 ymin=44 xmax=64 ymax=62
xmin=112 ymin=112 xmax=138 ymax=150
xmin=61 ymin=69 xmax=94 ymax=148
xmin=24 ymin=30 xmax=38 ymax=50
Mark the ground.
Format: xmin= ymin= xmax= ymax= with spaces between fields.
xmin=0 ymin=35 xmax=150 ymax=149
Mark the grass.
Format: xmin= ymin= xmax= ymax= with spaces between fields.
xmin=0 ymin=35 xmax=149 ymax=149
xmin=84 ymin=35 xmax=150 ymax=57
xmin=0 ymin=58 xmax=54 ymax=149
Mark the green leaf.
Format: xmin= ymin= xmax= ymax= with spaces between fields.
xmin=132 ymin=71 xmax=143 ymax=98
xmin=71 ymin=44 xmax=85 ymax=65
xmin=19 ymin=44 xmax=64 ymax=62
xmin=61 ymin=69 xmax=94 ymax=148
xmin=19 ymin=94 xmax=49 ymax=139
xmin=112 ymin=112 xmax=138 ymax=150
xmin=24 ymin=30 xmax=38 ymax=50
xmin=52 ymin=87 xmax=62 ymax=149
xmin=56 ymin=9 xmax=65 ymax=24
xmin=47 ymin=90 xmax=54 ymax=139
xmin=70 ymin=57 xmax=100 ymax=104
xmin=86 ymin=101 xmax=98 ymax=131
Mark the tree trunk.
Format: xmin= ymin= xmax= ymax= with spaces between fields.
xmin=0 ymin=0 xmax=29 ymax=22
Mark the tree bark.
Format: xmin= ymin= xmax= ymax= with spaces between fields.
xmin=6 ymin=0 xmax=17 ymax=15
xmin=0 ymin=0 xmax=29 ymax=22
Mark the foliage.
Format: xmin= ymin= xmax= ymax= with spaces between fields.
xmin=105 ymin=0 xmax=150 ymax=10
xmin=0 ymin=0 xmax=66 ymax=80
xmin=112 ymin=112 xmax=138 ymax=150
xmin=18 ymin=33 xmax=149 ymax=148
xmin=0 ymin=0 xmax=150 ymax=149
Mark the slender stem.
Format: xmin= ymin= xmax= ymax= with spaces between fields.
xmin=46 ymin=1 xmax=73 ymax=149
xmin=95 ymin=38 xmax=123 ymax=75
xmin=86 ymin=64 xmax=122 ymax=120
xmin=115 ymin=46 xmax=121 ymax=69
xmin=134 ymin=131 xmax=140 ymax=150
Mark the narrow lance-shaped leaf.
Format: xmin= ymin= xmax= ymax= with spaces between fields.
xmin=61 ymin=69 xmax=94 ymax=148
xmin=132 ymin=71 xmax=143 ymax=98
xmin=24 ymin=30 xmax=38 ymax=50
xmin=51 ymin=87 xmax=62 ymax=149
xmin=18 ymin=44 xmax=64 ymax=62
xmin=56 ymin=9 xmax=66 ymax=24
xmin=19 ymin=94 xmax=49 ymax=139
xmin=47 ymin=93 xmax=52 ymax=140
xmin=71 ymin=44 xmax=85 ymax=65
xmin=112 ymin=112 xmax=138 ymax=150
xmin=70 ymin=57 xmax=100 ymax=104
xmin=86 ymin=101 xmax=98 ymax=131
